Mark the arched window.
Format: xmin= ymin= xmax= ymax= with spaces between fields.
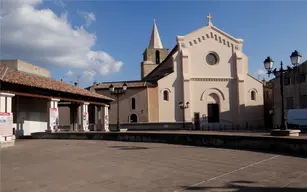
xmin=130 ymin=114 xmax=138 ymax=122
xmin=251 ymin=91 xmax=256 ymax=100
xmin=163 ymin=90 xmax=169 ymax=101
xmin=131 ymin=98 xmax=136 ymax=109
xmin=155 ymin=50 xmax=160 ymax=64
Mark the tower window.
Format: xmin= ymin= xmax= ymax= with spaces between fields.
xmin=163 ymin=90 xmax=169 ymax=101
xmin=156 ymin=50 xmax=160 ymax=64
xmin=131 ymin=98 xmax=136 ymax=109
xmin=251 ymin=91 xmax=256 ymax=101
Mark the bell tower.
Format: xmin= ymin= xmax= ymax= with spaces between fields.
xmin=141 ymin=19 xmax=169 ymax=79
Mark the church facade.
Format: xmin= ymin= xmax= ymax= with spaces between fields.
xmin=89 ymin=14 xmax=264 ymax=128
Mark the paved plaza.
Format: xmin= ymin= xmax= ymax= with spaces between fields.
xmin=1 ymin=140 xmax=307 ymax=192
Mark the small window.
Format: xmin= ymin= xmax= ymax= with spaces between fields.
xmin=284 ymin=77 xmax=290 ymax=85
xmin=299 ymin=74 xmax=306 ymax=83
xmin=131 ymin=98 xmax=136 ymax=110
xmin=155 ymin=50 xmax=160 ymax=64
xmin=163 ymin=90 xmax=169 ymax=101
xmin=251 ymin=91 xmax=256 ymax=100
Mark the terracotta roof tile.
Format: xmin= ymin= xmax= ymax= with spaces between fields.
xmin=0 ymin=64 xmax=113 ymax=101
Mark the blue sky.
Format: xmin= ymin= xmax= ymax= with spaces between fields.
xmin=1 ymin=0 xmax=307 ymax=88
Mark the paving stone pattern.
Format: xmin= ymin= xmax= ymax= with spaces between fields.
xmin=1 ymin=140 xmax=307 ymax=192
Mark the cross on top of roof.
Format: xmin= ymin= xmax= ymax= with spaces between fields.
xmin=207 ymin=13 xmax=213 ymax=26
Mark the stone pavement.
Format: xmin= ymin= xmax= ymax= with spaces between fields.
xmin=1 ymin=140 xmax=307 ymax=192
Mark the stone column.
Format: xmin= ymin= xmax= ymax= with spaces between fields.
xmin=94 ymin=106 xmax=100 ymax=131
xmin=102 ymin=105 xmax=109 ymax=132
xmin=0 ymin=92 xmax=15 ymax=146
xmin=69 ymin=104 xmax=79 ymax=131
xmin=81 ymin=102 xmax=89 ymax=132
xmin=48 ymin=98 xmax=60 ymax=132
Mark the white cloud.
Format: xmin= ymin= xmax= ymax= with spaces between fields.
xmin=0 ymin=0 xmax=123 ymax=77
xmin=65 ymin=70 xmax=74 ymax=77
xmin=83 ymin=70 xmax=96 ymax=82
xmin=78 ymin=11 xmax=96 ymax=27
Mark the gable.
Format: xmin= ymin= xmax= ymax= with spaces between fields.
xmin=177 ymin=24 xmax=247 ymax=79
xmin=182 ymin=25 xmax=243 ymax=52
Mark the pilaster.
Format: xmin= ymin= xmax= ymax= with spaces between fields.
xmin=177 ymin=36 xmax=192 ymax=122
xmin=235 ymin=51 xmax=246 ymax=125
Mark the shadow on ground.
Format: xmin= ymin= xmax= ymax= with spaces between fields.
xmin=180 ymin=180 xmax=306 ymax=191
xmin=108 ymin=146 xmax=149 ymax=150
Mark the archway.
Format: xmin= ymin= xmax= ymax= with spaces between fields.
xmin=130 ymin=114 xmax=138 ymax=123
xmin=207 ymin=93 xmax=220 ymax=123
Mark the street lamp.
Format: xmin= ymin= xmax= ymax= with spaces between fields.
xmin=178 ymin=101 xmax=189 ymax=129
xmin=263 ymin=50 xmax=302 ymax=131
xmin=109 ymin=82 xmax=128 ymax=131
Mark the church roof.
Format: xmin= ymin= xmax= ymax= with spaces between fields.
xmin=144 ymin=45 xmax=178 ymax=81
xmin=148 ymin=19 xmax=163 ymax=49
xmin=90 ymin=80 xmax=157 ymax=90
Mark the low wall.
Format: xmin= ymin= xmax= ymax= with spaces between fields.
xmin=108 ymin=122 xmax=193 ymax=131
xmin=31 ymin=131 xmax=307 ymax=156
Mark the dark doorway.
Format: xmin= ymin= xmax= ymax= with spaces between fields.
xmin=130 ymin=114 xmax=138 ymax=123
xmin=194 ymin=112 xmax=200 ymax=130
xmin=208 ymin=104 xmax=219 ymax=123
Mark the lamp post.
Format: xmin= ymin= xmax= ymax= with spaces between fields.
xmin=178 ymin=101 xmax=189 ymax=129
xmin=263 ymin=50 xmax=302 ymax=130
xmin=109 ymin=82 xmax=128 ymax=131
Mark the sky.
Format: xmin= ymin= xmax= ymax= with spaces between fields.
xmin=1 ymin=0 xmax=307 ymax=88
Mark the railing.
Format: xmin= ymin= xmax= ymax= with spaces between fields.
xmin=193 ymin=117 xmax=269 ymax=132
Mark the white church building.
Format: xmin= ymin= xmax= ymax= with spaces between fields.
xmin=91 ymin=14 xmax=265 ymax=129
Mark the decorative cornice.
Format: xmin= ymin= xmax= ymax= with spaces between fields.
xmin=190 ymin=77 xmax=233 ymax=82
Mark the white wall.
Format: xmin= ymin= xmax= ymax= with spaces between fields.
xmin=184 ymin=26 xmax=240 ymax=79
xmin=158 ymin=51 xmax=183 ymax=122
xmin=190 ymin=80 xmax=237 ymax=123
xmin=155 ymin=24 xmax=264 ymax=127
xmin=15 ymin=97 xmax=48 ymax=137
xmin=244 ymin=75 xmax=265 ymax=126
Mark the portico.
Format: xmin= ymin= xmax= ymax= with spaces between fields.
xmin=0 ymin=60 xmax=113 ymax=143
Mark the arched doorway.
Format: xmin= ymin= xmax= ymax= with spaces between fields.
xmin=130 ymin=114 xmax=138 ymax=123
xmin=207 ymin=93 xmax=220 ymax=123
